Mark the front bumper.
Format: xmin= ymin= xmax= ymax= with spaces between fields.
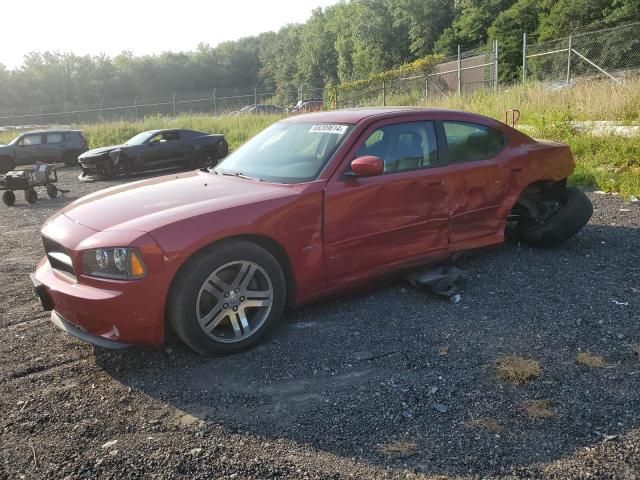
xmin=50 ymin=310 xmax=131 ymax=349
xmin=31 ymin=257 xmax=166 ymax=347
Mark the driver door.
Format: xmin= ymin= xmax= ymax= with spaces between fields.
xmin=324 ymin=119 xmax=450 ymax=288
xmin=141 ymin=131 xmax=181 ymax=169
xmin=15 ymin=133 xmax=44 ymax=165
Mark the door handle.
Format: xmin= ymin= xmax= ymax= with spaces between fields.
xmin=511 ymin=167 xmax=523 ymax=173
xmin=427 ymin=180 xmax=444 ymax=187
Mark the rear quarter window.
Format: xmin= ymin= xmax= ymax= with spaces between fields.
xmin=443 ymin=121 xmax=505 ymax=163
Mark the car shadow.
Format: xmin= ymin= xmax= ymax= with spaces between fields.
xmin=95 ymin=222 xmax=640 ymax=477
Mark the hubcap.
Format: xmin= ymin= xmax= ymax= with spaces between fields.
xmin=196 ymin=261 xmax=273 ymax=343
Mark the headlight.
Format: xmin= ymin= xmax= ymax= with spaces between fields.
xmin=82 ymin=247 xmax=146 ymax=280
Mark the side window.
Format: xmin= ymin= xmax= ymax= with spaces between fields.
xmin=443 ymin=121 xmax=504 ymax=163
xmin=355 ymin=121 xmax=437 ymax=173
xmin=162 ymin=131 xmax=180 ymax=142
xmin=21 ymin=134 xmax=42 ymax=146
xmin=46 ymin=133 xmax=63 ymax=144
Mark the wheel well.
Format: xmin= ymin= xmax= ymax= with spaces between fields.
xmin=163 ymin=234 xmax=296 ymax=338
xmin=511 ymin=179 xmax=567 ymax=219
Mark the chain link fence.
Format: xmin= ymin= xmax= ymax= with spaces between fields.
xmin=524 ymin=20 xmax=640 ymax=86
xmin=0 ymin=19 xmax=638 ymax=128
xmin=333 ymin=43 xmax=497 ymax=109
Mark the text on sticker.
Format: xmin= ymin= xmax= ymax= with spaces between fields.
xmin=309 ymin=124 xmax=348 ymax=134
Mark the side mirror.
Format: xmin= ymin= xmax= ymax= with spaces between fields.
xmin=349 ymin=155 xmax=384 ymax=177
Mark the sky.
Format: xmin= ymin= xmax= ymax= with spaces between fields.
xmin=0 ymin=0 xmax=340 ymax=69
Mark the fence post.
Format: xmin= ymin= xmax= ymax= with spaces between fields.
xmin=382 ymin=79 xmax=386 ymax=106
xmin=172 ymin=92 xmax=176 ymax=116
xmin=522 ymin=32 xmax=527 ymax=84
xmin=334 ymin=86 xmax=339 ymax=109
xmin=134 ymin=96 xmax=138 ymax=122
xmin=64 ymin=103 xmax=70 ymax=125
xmin=254 ymin=86 xmax=258 ymax=106
xmin=40 ymin=105 xmax=44 ymax=126
xmin=299 ymin=84 xmax=304 ymax=102
xmin=566 ymin=34 xmax=573 ymax=87
xmin=493 ymin=40 xmax=499 ymax=91
xmin=211 ymin=89 xmax=217 ymax=116
xmin=425 ymin=77 xmax=429 ymax=101
xmin=457 ymin=45 xmax=462 ymax=96
xmin=99 ymin=99 xmax=104 ymax=120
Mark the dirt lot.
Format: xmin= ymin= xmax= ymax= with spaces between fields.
xmin=1 ymin=167 xmax=639 ymax=479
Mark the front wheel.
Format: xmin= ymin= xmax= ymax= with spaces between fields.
xmin=517 ymin=186 xmax=593 ymax=247
xmin=167 ymin=240 xmax=286 ymax=356
xmin=0 ymin=156 xmax=14 ymax=174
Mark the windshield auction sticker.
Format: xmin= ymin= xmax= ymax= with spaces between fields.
xmin=309 ymin=124 xmax=348 ymax=134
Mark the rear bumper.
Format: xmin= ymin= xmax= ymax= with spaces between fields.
xmin=50 ymin=310 xmax=131 ymax=349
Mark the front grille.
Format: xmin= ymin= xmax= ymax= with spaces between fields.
xmin=42 ymin=236 xmax=77 ymax=281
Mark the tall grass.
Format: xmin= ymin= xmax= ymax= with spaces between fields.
xmin=0 ymin=79 xmax=638 ymax=195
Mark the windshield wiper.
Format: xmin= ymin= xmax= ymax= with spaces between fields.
xmin=216 ymin=169 xmax=263 ymax=182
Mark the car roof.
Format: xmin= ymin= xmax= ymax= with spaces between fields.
xmin=19 ymin=129 xmax=83 ymax=135
xmin=282 ymin=107 xmax=482 ymax=125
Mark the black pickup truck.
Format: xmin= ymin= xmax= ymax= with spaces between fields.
xmin=78 ymin=129 xmax=228 ymax=178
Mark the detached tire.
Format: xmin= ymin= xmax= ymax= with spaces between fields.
xmin=518 ymin=187 xmax=593 ymax=247
xmin=167 ymin=240 xmax=286 ymax=356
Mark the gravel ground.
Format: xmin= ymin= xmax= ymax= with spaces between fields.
xmin=1 ymin=167 xmax=639 ymax=479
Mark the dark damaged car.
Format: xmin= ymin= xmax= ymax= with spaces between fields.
xmin=78 ymin=129 xmax=228 ymax=178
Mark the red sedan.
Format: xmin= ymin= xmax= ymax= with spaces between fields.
xmin=31 ymin=108 xmax=592 ymax=355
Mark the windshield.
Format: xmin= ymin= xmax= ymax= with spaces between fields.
xmin=214 ymin=122 xmax=353 ymax=183
xmin=125 ymin=131 xmax=154 ymax=146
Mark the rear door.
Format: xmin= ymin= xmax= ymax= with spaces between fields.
xmin=324 ymin=119 xmax=450 ymax=288
xmin=438 ymin=120 xmax=509 ymax=246
xmin=44 ymin=132 xmax=65 ymax=162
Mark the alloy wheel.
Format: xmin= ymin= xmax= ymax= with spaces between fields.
xmin=195 ymin=260 xmax=273 ymax=343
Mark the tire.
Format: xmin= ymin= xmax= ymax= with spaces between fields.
xmin=118 ymin=156 xmax=133 ymax=176
xmin=199 ymin=147 xmax=219 ymax=168
xmin=46 ymin=184 xmax=58 ymax=199
xmin=2 ymin=190 xmax=15 ymax=206
xmin=63 ymin=152 xmax=78 ymax=166
xmin=518 ymin=187 xmax=593 ymax=247
xmin=24 ymin=188 xmax=38 ymax=204
xmin=0 ymin=156 xmax=14 ymax=174
xmin=103 ymin=160 xmax=115 ymax=179
xmin=167 ymin=240 xmax=286 ymax=356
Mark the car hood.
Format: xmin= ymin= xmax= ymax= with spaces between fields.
xmin=62 ymin=170 xmax=298 ymax=232
xmin=80 ymin=145 xmax=124 ymax=157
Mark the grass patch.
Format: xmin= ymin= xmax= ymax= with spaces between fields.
xmin=576 ymin=351 xmax=606 ymax=368
xmin=379 ymin=440 xmax=418 ymax=457
xmin=466 ymin=416 xmax=503 ymax=433
xmin=495 ymin=355 xmax=541 ymax=384
xmin=524 ymin=400 xmax=555 ymax=420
